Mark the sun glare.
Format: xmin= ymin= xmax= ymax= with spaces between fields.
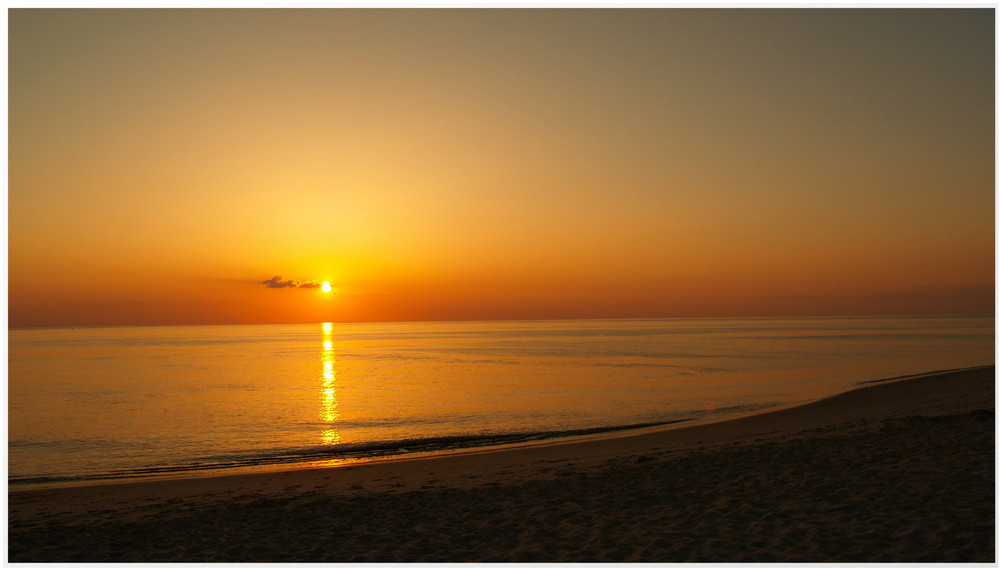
xmin=321 ymin=281 xmax=332 ymax=293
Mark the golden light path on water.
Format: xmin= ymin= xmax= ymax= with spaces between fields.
xmin=320 ymin=322 xmax=339 ymax=445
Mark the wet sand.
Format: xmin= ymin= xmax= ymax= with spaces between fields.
xmin=8 ymin=366 xmax=995 ymax=562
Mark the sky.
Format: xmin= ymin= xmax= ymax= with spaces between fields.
xmin=8 ymin=8 xmax=995 ymax=327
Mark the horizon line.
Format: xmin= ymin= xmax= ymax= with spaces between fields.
xmin=8 ymin=312 xmax=995 ymax=331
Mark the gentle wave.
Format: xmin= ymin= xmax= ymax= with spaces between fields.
xmin=8 ymin=418 xmax=695 ymax=486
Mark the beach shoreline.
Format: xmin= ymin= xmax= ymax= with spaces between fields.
xmin=11 ymin=364 xmax=990 ymax=494
xmin=9 ymin=365 xmax=995 ymax=562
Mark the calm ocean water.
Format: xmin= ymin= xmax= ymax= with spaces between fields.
xmin=8 ymin=317 xmax=994 ymax=487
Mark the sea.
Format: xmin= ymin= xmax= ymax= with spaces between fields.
xmin=8 ymin=316 xmax=994 ymax=488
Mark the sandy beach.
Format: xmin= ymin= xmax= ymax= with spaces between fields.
xmin=8 ymin=366 xmax=994 ymax=562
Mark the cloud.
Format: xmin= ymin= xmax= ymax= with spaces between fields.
xmin=262 ymin=275 xmax=320 ymax=289
xmin=262 ymin=276 xmax=297 ymax=288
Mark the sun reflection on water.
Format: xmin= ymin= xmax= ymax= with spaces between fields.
xmin=320 ymin=322 xmax=339 ymax=445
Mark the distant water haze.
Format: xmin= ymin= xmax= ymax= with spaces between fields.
xmin=8 ymin=317 xmax=993 ymax=487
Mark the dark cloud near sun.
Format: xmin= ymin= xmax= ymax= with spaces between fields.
xmin=262 ymin=276 xmax=320 ymax=289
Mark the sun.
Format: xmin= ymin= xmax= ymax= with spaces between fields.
xmin=321 ymin=281 xmax=332 ymax=293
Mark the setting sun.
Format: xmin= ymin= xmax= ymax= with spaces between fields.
xmin=6 ymin=9 xmax=994 ymax=564
xmin=7 ymin=10 xmax=992 ymax=328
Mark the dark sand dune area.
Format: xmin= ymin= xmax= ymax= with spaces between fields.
xmin=8 ymin=367 xmax=994 ymax=562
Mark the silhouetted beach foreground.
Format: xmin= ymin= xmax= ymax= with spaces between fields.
xmin=9 ymin=367 xmax=994 ymax=562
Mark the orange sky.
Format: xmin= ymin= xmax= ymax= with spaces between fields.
xmin=8 ymin=9 xmax=995 ymax=327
